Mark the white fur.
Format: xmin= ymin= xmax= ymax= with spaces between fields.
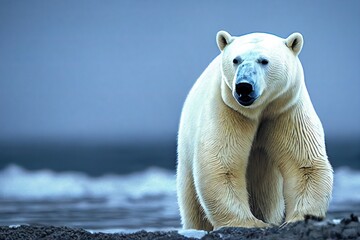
xmin=176 ymin=31 xmax=333 ymax=230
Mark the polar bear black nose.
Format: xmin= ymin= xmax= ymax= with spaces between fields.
xmin=236 ymin=82 xmax=253 ymax=96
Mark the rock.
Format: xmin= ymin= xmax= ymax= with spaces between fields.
xmin=0 ymin=214 xmax=359 ymax=240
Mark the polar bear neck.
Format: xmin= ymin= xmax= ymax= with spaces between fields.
xmin=262 ymin=60 xmax=305 ymax=119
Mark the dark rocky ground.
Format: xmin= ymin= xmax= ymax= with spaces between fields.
xmin=0 ymin=214 xmax=359 ymax=240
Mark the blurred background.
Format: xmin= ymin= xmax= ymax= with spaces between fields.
xmin=0 ymin=0 xmax=359 ymax=231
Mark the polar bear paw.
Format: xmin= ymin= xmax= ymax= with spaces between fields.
xmin=214 ymin=218 xmax=270 ymax=230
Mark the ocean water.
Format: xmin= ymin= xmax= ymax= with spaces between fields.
xmin=0 ymin=165 xmax=359 ymax=232
xmin=0 ymin=165 xmax=178 ymax=231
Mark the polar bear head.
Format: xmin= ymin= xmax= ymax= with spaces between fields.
xmin=216 ymin=31 xmax=304 ymax=111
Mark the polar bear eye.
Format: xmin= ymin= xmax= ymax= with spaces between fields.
xmin=258 ymin=58 xmax=269 ymax=65
xmin=233 ymin=57 xmax=242 ymax=65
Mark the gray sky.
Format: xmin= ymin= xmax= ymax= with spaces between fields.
xmin=0 ymin=0 xmax=359 ymax=142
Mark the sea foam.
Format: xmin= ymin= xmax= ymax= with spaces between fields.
xmin=0 ymin=164 xmax=359 ymax=210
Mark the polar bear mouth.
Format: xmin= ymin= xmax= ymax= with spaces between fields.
xmin=236 ymin=95 xmax=256 ymax=106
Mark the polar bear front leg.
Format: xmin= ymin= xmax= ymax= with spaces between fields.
xmin=177 ymin=158 xmax=213 ymax=230
xmin=193 ymin=143 xmax=269 ymax=229
xmin=280 ymin=162 xmax=333 ymax=223
xmin=268 ymin=105 xmax=333 ymax=223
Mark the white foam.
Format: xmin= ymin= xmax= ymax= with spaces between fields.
xmin=330 ymin=167 xmax=360 ymax=210
xmin=0 ymin=164 xmax=175 ymax=201
xmin=0 ymin=164 xmax=359 ymax=209
xmin=178 ymin=229 xmax=207 ymax=239
xmin=332 ymin=219 xmax=342 ymax=224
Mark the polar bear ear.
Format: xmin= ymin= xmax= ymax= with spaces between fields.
xmin=285 ymin=32 xmax=304 ymax=55
xmin=217 ymin=30 xmax=234 ymax=51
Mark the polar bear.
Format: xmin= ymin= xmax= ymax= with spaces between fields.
xmin=176 ymin=31 xmax=333 ymax=231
